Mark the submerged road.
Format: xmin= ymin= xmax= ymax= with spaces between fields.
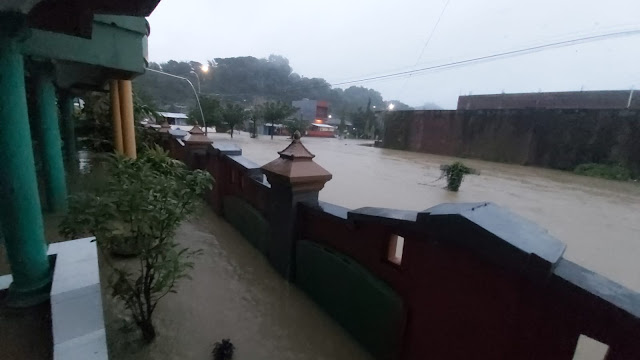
xmin=212 ymin=131 xmax=640 ymax=293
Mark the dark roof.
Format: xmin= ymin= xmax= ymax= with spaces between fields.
xmin=26 ymin=0 xmax=160 ymax=37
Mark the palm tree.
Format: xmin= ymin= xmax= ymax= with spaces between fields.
xmin=255 ymin=101 xmax=297 ymax=139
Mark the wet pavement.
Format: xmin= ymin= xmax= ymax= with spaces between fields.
xmin=211 ymin=131 xmax=640 ymax=293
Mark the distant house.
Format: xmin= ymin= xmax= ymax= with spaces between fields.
xmin=156 ymin=111 xmax=216 ymax=133
xmin=292 ymin=99 xmax=334 ymax=137
xmin=325 ymin=117 xmax=353 ymax=137
xmin=261 ymin=123 xmax=285 ymax=136
xmin=308 ymin=123 xmax=335 ymax=137
xmin=292 ymin=99 xmax=329 ymax=123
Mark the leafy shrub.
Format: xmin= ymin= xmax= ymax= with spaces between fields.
xmin=574 ymin=163 xmax=632 ymax=181
xmin=212 ymin=339 xmax=235 ymax=360
xmin=60 ymin=146 xmax=213 ymax=342
xmin=439 ymin=162 xmax=478 ymax=192
xmin=75 ymin=92 xmax=159 ymax=153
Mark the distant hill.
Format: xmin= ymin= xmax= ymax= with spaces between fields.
xmin=133 ymin=55 xmax=412 ymax=117
xmin=413 ymin=102 xmax=443 ymax=110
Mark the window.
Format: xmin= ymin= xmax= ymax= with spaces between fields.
xmin=387 ymin=234 xmax=404 ymax=265
xmin=572 ymin=335 xmax=609 ymax=360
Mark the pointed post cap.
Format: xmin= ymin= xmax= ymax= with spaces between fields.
xmin=184 ymin=125 xmax=212 ymax=144
xmin=158 ymin=120 xmax=171 ymax=134
xmin=262 ymin=131 xmax=332 ymax=191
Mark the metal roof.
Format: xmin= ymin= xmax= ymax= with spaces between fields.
xmin=311 ymin=123 xmax=335 ymax=128
xmin=158 ymin=112 xmax=188 ymax=119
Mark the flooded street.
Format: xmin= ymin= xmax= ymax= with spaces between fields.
xmin=211 ymin=131 xmax=640 ymax=293
xmin=103 ymin=210 xmax=372 ymax=360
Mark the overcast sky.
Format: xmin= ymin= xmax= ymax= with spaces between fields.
xmin=148 ymin=0 xmax=640 ymax=109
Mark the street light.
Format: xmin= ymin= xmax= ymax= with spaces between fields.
xmin=189 ymin=71 xmax=201 ymax=93
xmin=146 ymin=68 xmax=208 ymax=135
xmin=388 ymin=103 xmax=395 ymax=110
xmin=201 ymin=64 xmax=209 ymax=73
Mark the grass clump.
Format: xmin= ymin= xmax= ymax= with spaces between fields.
xmin=574 ymin=163 xmax=632 ymax=181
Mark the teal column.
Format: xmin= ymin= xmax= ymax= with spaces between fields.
xmin=59 ymin=91 xmax=77 ymax=167
xmin=0 ymin=14 xmax=52 ymax=307
xmin=33 ymin=62 xmax=68 ymax=212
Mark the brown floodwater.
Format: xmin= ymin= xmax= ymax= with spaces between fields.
xmin=211 ymin=131 xmax=640 ymax=293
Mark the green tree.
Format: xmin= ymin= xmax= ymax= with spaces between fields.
xmin=76 ymin=92 xmax=160 ymax=153
xmin=221 ymin=103 xmax=247 ymax=138
xmin=255 ymin=101 xmax=297 ymax=139
xmin=248 ymin=109 xmax=260 ymax=138
xmin=350 ymin=98 xmax=376 ymax=139
xmin=284 ymin=114 xmax=308 ymax=138
xmin=339 ymin=117 xmax=346 ymax=137
xmin=190 ymin=95 xmax=222 ymax=129
xmin=132 ymin=55 xmax=416 ymax=115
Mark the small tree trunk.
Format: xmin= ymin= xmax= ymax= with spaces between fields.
xmin=270 ymin=124 xmax=274 ymax=140
xmin=138 ymin=319 xmax=156 ymax=343
xmin=230 ymin=126 xmax=234 ymax=138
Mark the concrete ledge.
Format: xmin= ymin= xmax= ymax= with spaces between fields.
xmin=48 ymin=237 xmax=108 ymax=360
xmin=0 ymin=274 xmax=12 ymax=291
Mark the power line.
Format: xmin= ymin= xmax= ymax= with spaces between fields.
xmin=417 ymin=0 xmax=453 ymax=65
xmin=395 ymin=0 xmax=452 ymax=99
xmin=327 ymin=28 xmax=640 ymax=88
xmin=147 ymin=28 xmax=640 ymax=100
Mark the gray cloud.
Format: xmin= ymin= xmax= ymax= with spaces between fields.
xmin=148 ymin=0 xmax=640 ymax=108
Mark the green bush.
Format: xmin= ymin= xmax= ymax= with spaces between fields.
xmin=574 ymin=163 xmax=632 ymax=181
xmin=60 ymin=146 xmax=213 ymax=342
xmin=439 ymin=162 xmax=478 ymax=192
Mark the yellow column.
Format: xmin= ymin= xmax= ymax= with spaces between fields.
xmin=110 ymin=80 xmax=124 ymax=154
xmin=118 ymin=80 xmax=137 ymax=159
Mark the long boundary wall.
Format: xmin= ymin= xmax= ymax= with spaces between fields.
xmin=383 ymin=109 xmax=640 ymax=173
xmin=162 ymin=133 xmax=640 ymax=360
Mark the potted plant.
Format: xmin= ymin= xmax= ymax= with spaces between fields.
xmin=60 ymin=146 xmax=213 ymax=341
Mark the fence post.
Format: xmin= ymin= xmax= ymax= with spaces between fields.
xmin=262 ymin=132 xmax=332 ymax=279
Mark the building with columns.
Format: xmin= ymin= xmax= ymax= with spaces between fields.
xmin=0 ymin=1 xmax=158 ymax=307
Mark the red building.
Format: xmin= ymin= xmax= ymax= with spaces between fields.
xmin=292 ymin=99 xmax=335 ymax=137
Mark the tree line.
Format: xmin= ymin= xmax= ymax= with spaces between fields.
xmin=133 ymin=55 xmax=412 ymax=138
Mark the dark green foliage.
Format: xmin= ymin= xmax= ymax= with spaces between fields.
xmin=351 ymin=99 xmax=377 ymax=138
xmin=59 ymin=146 xmax=213 ymax=342
xmin=189 ymin=95 xmax=223 ymax=129
xmin=133 ymin=56 xmax=412 ymax=118
xmin=75 ymin=92 xmax=159 ymax=153
xmin=255 ymin=101 xmax=297 ymax=139
xmin=212 ymin=339 xmax=235 ymax=360
xmin=284 ymin=115 xmax=308 ymax=137
xmin=221 ymin=103 xmax=247 ymax=138
xmin=75 ymin=92 xmax=113 ymax=152
xmin=574 ymin=163 xmax=633 ymax=181
xmin=439 ymin=162 xmax=477 ymax=192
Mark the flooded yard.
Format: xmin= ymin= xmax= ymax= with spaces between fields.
xmin=102 ymin=209 xmax=372 ymax=360
xmin=211 ymin=131 xmax=640 ymax=293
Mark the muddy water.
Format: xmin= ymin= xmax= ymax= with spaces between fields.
xmin=103 ymin=211 xmax=373 ymax=360
xmin=211 ymin=132 xmax=640 ymax=293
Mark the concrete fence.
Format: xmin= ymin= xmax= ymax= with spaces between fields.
xmin=383 ymin=109 xmax=640 ymax=174
xmin=162 ymin=131 xmax=640 ymax=360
